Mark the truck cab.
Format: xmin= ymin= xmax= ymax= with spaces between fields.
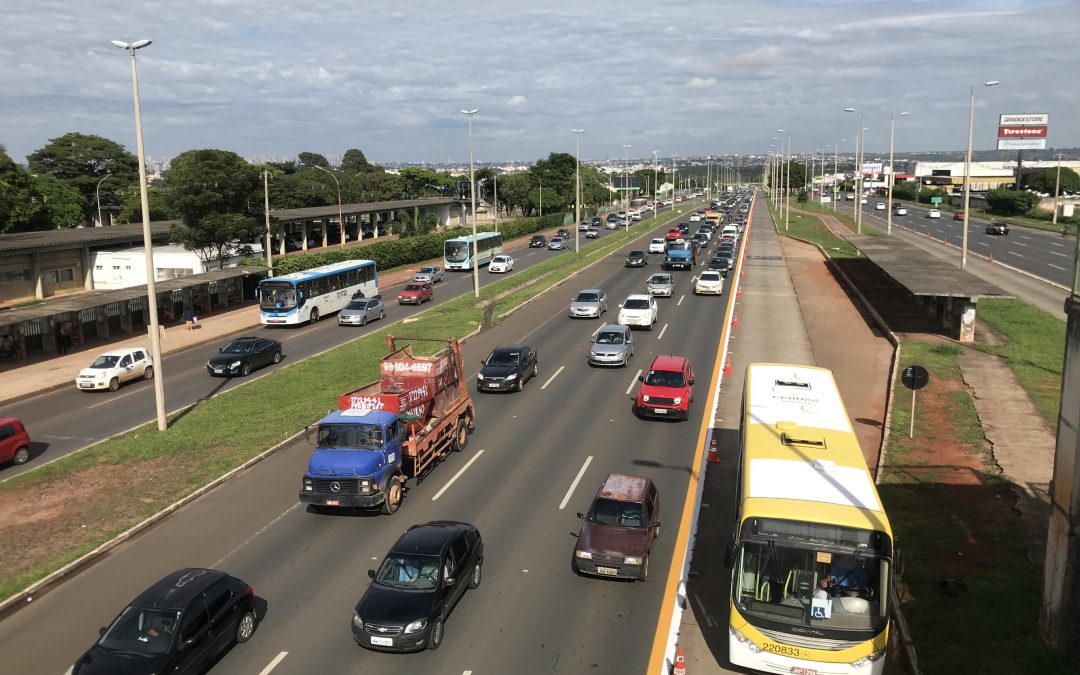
xmin=663 ymin=240 xmax=695 ymax=270
xmin=301 ymin=409 xmax=404 ymax=510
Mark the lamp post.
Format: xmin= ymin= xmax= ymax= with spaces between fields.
xmin=843 ymin=108 xmax=866 ymax=232
xmin=538 ymin=175 xmax=543 ymax=216
xmin=310 ymin=165 xmax=345 ymax=249
xmin=961 ymin=81 xmax=1000 ymax=270
xmin=671 ymin=154 xmax=677 ymax=207
xmin=111 ymin=38 xmax=166 ymax=432
xmin=263 ymin=169 xmax=273 ymax=274
xmin=460 ymin=109 xmax=480 ymax=298
xmin=1052 ymin=153 xmax=1064 ymax=231
xmin=622 ymin=144 xmax=632 ymax=232
xmin=833 ymin=139 xmax=844 ymax=211
xmin=572 ymin=129 xmax=583 ymax=253
xmin=886 ymin=112 xmax=910 ymax=236
xmin=95 ymin=172 xmax=113 ymax=227
xmin=652 ymin=150 xmax=659 ymax=211
xmin=777 ymin=130 xmax=791 ymax=230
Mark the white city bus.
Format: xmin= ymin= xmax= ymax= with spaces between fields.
xmin=259 ymin=260 xmax=378 ymax=325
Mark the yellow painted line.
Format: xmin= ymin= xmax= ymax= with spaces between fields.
xmin=646 ymin=197 xmax=756 ymax=672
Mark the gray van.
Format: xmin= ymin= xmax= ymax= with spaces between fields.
xmin=588 ymin=323 xmax=634 ymax=367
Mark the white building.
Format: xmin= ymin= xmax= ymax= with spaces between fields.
xmin=92 ymin=243 xmax=264 ymax=290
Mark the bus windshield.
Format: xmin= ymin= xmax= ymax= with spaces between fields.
xmin=261 ymin=284 xmax=297 ymax=310
xmin=444 ymin=241 xmax=469 ymax=262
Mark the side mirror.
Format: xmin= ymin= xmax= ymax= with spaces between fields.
xmin=618 ymin=304 xmax=623 ymax=309
xmin=638 ymin=375 xmax=644 ymax=383
xmin=723 ymin=541 xmax=736 ymax=569
xmin=443 ymin=577 xmax=455 ymax=587
xmin=689 ymin=378 xmax=696 ymax=386
xmin=367 ymin=569 xmax=376 ymax=579
xmin=182 ymin=637 xmax=197 ymax=648
xmin=480 ymin=360 xmax=486 ymax=367
xmin=219 ymin=347 xmax=225 ymax=353
xmin=304 ymin=425 xmax=313 ymax=443
xmin=99 ymin=626 xmax=107 ymax=637
xmin=576 ymin=512 xmax=585 ymax=520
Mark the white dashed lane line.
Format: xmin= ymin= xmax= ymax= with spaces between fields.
xmin=540 ymin=365 xmax=565 ymax=390
xmin=626 ymin=369 xmax=643 ymax=395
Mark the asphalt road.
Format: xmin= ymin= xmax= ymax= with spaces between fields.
xmin=0 ymin=207 xmax=684 ymax=480
xmin=830 ymin=197 xmax=1075 ymax=286
xmin=0 ymin=198 xmax=746 ymax=674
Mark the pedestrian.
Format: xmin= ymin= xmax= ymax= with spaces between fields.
xmin=183 ymin=308 xmax=194 ymax=330
xmin=60 ymin=323 xmax=71 ymax=354
xmin=54 ymin=322 xmax=69 ymax=355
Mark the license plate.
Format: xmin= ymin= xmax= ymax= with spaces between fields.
xmin=79 ymin=383 xmax=94 ymax=389
xmin=596 ymin=566 xmax=619 ymax=576
xmin=213 ymin=369 xmax=223 ymax=374
xmin=370 ymin=636 xmax=393 ymax=647
xmin=325 ymin=499 xmax=340 ymax=506
xmin=791 ymin=669 xmax=816 ymax=675
xmin=488 ymin=383 xmax=501 ymax=388
xmin=654 ymin=408 xmax=668 ymax=414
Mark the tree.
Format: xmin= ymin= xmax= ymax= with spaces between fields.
xmin=171 ymin=213 xmax=258 ymax=269
xmin=26 ymin=132 xmax=138 ymax=221
xmin=340 ymin=148 xmax=381 ymax=174
xmin=116 ymin=183 xmax=174 ymax=224
xmin=892 ymin=183 xmax=918 ymax=201
xmin=397 ymin=167 xmax=454 ymax=199
xmin=271 ymin=168 xmax=337 ymax=209
xmin=297 ymin=152 xmax=330 ymax=168
xmin=985 ymin=188 xmax=1040 ymax=216
xmin=1028 ymin=167 xmax=1080 ymax=196
xmin=0 ymin=145 xmax=47 ymax=232
xmin=32 ymin=175 xmax=86 ymax=228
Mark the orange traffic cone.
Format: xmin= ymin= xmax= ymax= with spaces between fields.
xmin=736 ymin=286 xmax=742 ymax=298
xmin=707 ymin=437 xmax=719 ymax=463
xmin=673 ymin=647 xmax=687 ymax=675
xmin=732 ymin=314 xmax=740 ymax=328
xmin=724 ymin=353 xmax=733 ymax=376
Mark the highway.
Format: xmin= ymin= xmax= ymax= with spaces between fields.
xmin=830 ymin=197 xmax=1075 ymax=286
xmin=0 ymin=208 xmax=682 ymax=480
xmin=0 ymin=198 xmax=745 ymax=674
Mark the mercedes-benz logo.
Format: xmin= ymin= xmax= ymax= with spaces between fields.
xmin=330 ymin=481 xmax=341 ymax=493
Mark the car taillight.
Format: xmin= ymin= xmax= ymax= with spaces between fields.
xmin=245 ymin=585 xmax=254 ymax=596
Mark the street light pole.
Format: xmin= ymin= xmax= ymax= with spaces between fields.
xmin=460 ymin=109 xmax=480 ymax=298
xmin=572 ymin=129 xmax=583 ymax=254
xmin=112 ymin=38 xmax=166 ymax=432
xmin=652 ymin=150 xmax=659 ymax=211
xmin=622 ymin=144 xmax=632 ymax=233
xmin=833 ymin=139 xmax=843 ymax=212
xmin=961 ymin=81 xmax=999 ymax=270
xmin=1052 ymin=153 xmax=1064 ymax=231
xmin=311 ymin=165 xmax=345 ymax=250
xmin=263 ymin=170 xmax=273 ymax=274
xmin=886 ymin=112 xmax=910 ymax=236
xmin=844 ymin=108 xmax=865 ymax=232
xmin=95 ymin=172 xmax=113 ymax=227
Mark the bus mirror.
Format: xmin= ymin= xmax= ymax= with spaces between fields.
xmin=894 ymin=540 xmax=905 ymax=576
xmin=723 ymin=541 xmax=735 ymax=568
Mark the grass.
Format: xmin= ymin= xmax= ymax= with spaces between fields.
xmin=0 ymin=202 xmax=701 ymax=602
xmin=767 ymin=201 xmax=860 ymax=258
xmin=797 ymin=199 xmax=884 ymax=235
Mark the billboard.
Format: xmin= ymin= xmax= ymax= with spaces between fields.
xmin=999 ymin=113 xmax=1049 ymax=126
xmin=998 ymin=125 xmax=1047 ymax=138
xmin=997 ymin=139 xmax=1047 ymax=150
xmin=861 ymin=162 xmax=883 ymax=175
xmin=997 ymin=112 xmax=1048 ymax=150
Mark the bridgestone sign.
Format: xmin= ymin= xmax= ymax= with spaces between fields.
xmin=997 ymin=113 xmax=1048 ymax=150
xmin=999 ymin=113 xmax=1049 ymax=125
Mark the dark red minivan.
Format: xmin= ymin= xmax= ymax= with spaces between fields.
xmin=573 ymin=474 xmax=660 ymax=581
xmin=0 ymin=417 xmax=31 ymax=466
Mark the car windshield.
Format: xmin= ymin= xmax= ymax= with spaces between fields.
xmin=98 ymin=606 xmax=181 ymax=656
xmin=645 ymin=369 xmax=685 ymax=387
xmin=221 ymin=341 xmax=254 ymax=354
xmin=317 ymin=423 xmax=384 ymax=450
xmin=700 ymin=273 xmax=721 ymax=282
xmin=419 ymin=267 xmax=436 ymax=274
xmin=629 ymin=251 xmax=645 ymax=257
xmin=375 ymin=554 xmax=442 ymax=590
xmin=649 ymin=276 xmax=671 ymax=285
xmin=404 ymin=284 xmax=424 ymax=292
xmin=493 ymin=256 xmax=508 ymax=263
xmin=90 ymin=355 xmax=121 ymax=369
xmin=575 ymin=292 xmax=599 ymax=303
xmin=260 ymin=283 xmax=297 ymax=310
xmin=588 ymin=498 xmax=647 ymax=528
xmin=345 ymin=300 xmax=369 ymax=311
xmin=485 ymin=350 xmax=521 ymax=366
xmin=623 ymin=298 xmax=650 ymax=310
xmin=444 ymin=241 xmax=469 ymax=262
xmin=595 ymin=331 xmax=624 ymax=345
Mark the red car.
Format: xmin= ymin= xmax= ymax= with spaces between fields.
xmin=953 ymin=211 xmax=966 ymax=221
xmin=665 ymin=228 xmax=682 ymax=241
xmin=397 ymin=282 xmax=433 ymax=305
xmin=0 ymin=416 xmax=31 ymax=466
xmin=634 ymin=355 xmax=695 ymax=420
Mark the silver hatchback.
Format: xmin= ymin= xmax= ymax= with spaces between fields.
xmin=588 ymin=323 xmax=634 ymax=367
xmin=338 ymin=296 xmax=385 ymax=326
xmin=646 ymin=273 xmax=674 ymax=297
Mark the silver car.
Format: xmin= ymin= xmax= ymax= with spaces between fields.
xmin=570 ymin=289 xmax=608 ymax=319
xmin=413 ymin=265 xmax=444 ymax=283
xmin=646 ymin=273 xmax=674 ymax=297
xmin=588 ymin=323 xmax=634 ymax=367
xmin=338 ymin=296 xmax=385 ymax=326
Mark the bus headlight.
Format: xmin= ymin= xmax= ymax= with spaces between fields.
xmin=729 ymin=627 xmax=762 ymax=653
xmin=851 ymin=649 xmax=886 ymax=667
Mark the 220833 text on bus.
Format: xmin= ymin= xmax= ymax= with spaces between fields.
xmin=259 ymin=260 xmax=378 ymax=325
xmin=725 ymin=363 xmax=895 ymax=675
xmin=443 ymin=232 xmax=503 ymax=271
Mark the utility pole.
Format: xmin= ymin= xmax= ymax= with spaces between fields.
xmin=263 ymin=170 xmax=273 ymax=274
xmin=1052 ymin=153 xmax=1064 ymax=232
xmin=573 ymin=129 xmax=583 ymax=254
xmin=887 ymin=112 xmax=909 ymax=236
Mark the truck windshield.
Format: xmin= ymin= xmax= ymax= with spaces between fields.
xmin=444 ymin=241 xmax=469 ymax=262
xmin=317 ymin=423 xmax=384 ymax=450
xmin=260 ymin=284 xmax=297 ymax=310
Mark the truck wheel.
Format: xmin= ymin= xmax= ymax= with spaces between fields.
xmin=381 ymin=476 xmax=402 ymax=515
xmin=451 ymin=420 xmax=469 ymax=452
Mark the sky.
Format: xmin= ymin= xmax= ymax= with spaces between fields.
xmin=1 ymin=0 xmax=1078 ymax=165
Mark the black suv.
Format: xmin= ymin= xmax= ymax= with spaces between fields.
xmin=70 ymin=568 xmax=257 ymax=675
xmin=529 ymin=234 xmax=547 ymax=248
xmin=477 ymin=344 xmax=539 ymax=392
xmin=625 ymin=250 xmax=649 ymax=267
xmin=207 ymin=336 xmax=283 ymax=377
xmin=352 ymin=521 xmax=484 ymax=652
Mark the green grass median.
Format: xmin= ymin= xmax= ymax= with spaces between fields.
xmin=768 ymin=201 xmax=860 ymax=258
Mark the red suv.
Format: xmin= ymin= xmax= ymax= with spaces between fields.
xmin=0 ymin=417 xmax=31 ymax=466
xmin=634 ymin=355 xmax=695 ymax=420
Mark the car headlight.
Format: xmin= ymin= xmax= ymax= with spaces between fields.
xmin=404 ymin=618 xmax=428 ymax=634
xmin=352 ymin=612 xmax=364 ymax=629
xmin=575 ymin=550 xmax=592 ymax=559
xmin=624 ymin=556 xmax=643 ymax=565
xmin=505 ymin=373 xmax=517 ymax=380
xmin=673 ymin=397 xmax=682 ymax=405
xmin=230 ymin=360 xmax=242 ymax=368
xmin=851 ymin=650 xmax=886 ymax=668
xmin=729 ymin=627 xmax=762 ymax=653
xmin=642 ymin=394 xmax=650 ymax=402
xmin=476 ymin=373 xmax=485 ymax=380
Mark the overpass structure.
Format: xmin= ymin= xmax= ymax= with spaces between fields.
xmin=269 ymin=197 xmax=460 ymax=253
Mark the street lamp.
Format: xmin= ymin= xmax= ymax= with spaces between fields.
xmin=886 ymin=112 xmax=910 ymax=235
xmin=622 ymin=144 xmax=632 ymax=232
xmin=777 ymin=130 xmax=791 ymax=230
xmin=843 ymin=108 xmax=866 ymax=233
xmin=460 ymin=109 xmax=480 ymax=298
xmin=310 ymin=165 xmax=345 ymax=250
xmin=112 ymin=38 xmax=166 ymax=432
xmin=572 ymin=129 xmax=583 ymax=254
xmin=652 ymin=150 xmax=659 ymax=211
xmin=961 ymin=81 xmax=999 ymax=270
xmin=95 ymin=172 xmax=113 ymax=227
xmin=833 ymin=139 xmax=844 ymax=212
xmin=1052 ymin=153 xmax=1064 ymax=231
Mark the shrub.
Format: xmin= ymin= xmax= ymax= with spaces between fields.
xmin=985 ymin=189 xmax=1040 ymax=217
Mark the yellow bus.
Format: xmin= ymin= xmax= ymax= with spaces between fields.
xmin=726 ymin=363 xmax=893 ymax=675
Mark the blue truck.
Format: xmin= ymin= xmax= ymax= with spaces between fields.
xmin=300 ymin=336 xmax=475 ymax=515
xmin=663 ymin=239 xmax=696 ymax=270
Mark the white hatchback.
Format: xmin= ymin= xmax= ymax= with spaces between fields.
xmin=76 ymin=347 xmax=153 ymax=392
xmin=649 ymin=238 xmax=666 ymax=254
xmin=489 ymin=254 xmax=514 ymax=273
xmin=617 ymin=294 xmax=658 ymax=330
xmin=927 ymin=209 xmax=941 ymax=219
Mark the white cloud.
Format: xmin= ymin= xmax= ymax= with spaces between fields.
xmin=507 ymin=95 xmax=527 ymax=108
xmin=688 ymin=77 xmax=716 ymax=90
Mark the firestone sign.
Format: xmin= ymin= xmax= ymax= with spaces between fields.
xmin=997 ymin=113 xmax=1048 ymax=150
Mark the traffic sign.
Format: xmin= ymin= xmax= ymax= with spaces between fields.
xmin=931 ymin=197 xmax=943 ymax=205
xmin=902 ymin=365 xmax=930 ymax=438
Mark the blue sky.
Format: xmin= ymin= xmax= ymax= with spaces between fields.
xmin=1 ymin=0 xmax=1077 ymax=164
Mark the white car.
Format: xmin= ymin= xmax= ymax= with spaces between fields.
xmin=927 ymin=209 xmax=941 ymax=219
xmin=648 ymin=238 xmax=667 ymax=254
xmin=896 ymin=207 xmax=908 ymax=216
xmin=76 ymin=347 xmax=154 ymax=392
xmin=489 ymin=254 xmax=514 ymax=273
xmin=875 ymin=202 xmax=886 ymax=211
xmin=694 ymin=271 xmax=725 ymax=295
xmin=860 ymin=197 xmax=868 ymax=205
xmin=617 ymin=294 xmax=659 ymax=330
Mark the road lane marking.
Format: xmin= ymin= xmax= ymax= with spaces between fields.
xmin=432 ymin=449 xmax=485 ymax=501
xmin=1009 ymin=251 xmax=1023 ymax=257
xmin=1018 ymin=234 xmax=1032 ymax=240
xmin=284 ymin=324 xmax=324 ymax=340
xmin=677 ymin=294 xmax=685 ymax=306
xmin=212 ymin=502 xmax=302 ymax=568
xmin=258 ymin=651 xmax=289 ymax=675
xmin=976 ymin=242 xmax=989 ymax=247
xmin=657 ymin=323 xmax=669 ymax=340
xmin=1050 ymin=241 xmax=1066 ymax=247
xmin=592 ymin=324 xmax=603 ymax=337
xmin=540 ymin=365 xmax=565 ymax=390
xmin=1049 ymin=263 xmax=1067 ymax=271
xmin=559 ymin=455 xmax=593 ymax=510
xmin=1051 ymin=251 xmax=1070 ymax=257
xmin=87 ymin=387 xmax=143 ymax=409
xmin=1014 ymin=241 xmax=1027 ymax=247
xmin=626 ymin=369 xmax=643 ymax=395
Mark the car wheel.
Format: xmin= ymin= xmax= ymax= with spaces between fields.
xmin=638 ymin=556 xmax=649 ymax=582
xmin=532 ymin=362 xmax=538 ymax=379
xmin=12 ymin=446 xmax=30 ymax=465
xmin=108 ymin=377 xmax=120 ymax=392
xmin=143 ymin=365 xmax=154 ymax=381
xmin=235 ymin=609 xmax=257 ymax=643
xmin=516 ymin=376 xmax=524 ymax=392
xmin=381 ymin=475 xmax=403 ymax=515
xmin=379 ymin=310 xmax=385 ymax=320
xmin=360 ymin=314 xmax=368 ymax=326
xmin=309 ymin=307 xmax=320 ymax=324
xmin=272 ymin=351 xmax=282 ymax=364
xmin=241 ymin=362 xmax=252 ymax=376
xmin=469 ymin=561 xmax=482 ymax=589
xmin=428 ymin=617 xmax=444 ymax=651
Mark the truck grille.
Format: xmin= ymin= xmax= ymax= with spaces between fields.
xmin=310 ymin=478 xmax=360 ymax=494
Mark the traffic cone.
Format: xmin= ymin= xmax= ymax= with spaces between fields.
xmin=707 ymin=437 xmax=719 ymax=463
xmin=724 ymin=353 xmax=733 ymax=376
xmin=673 ymin=647 xmax=687 ymax=675
xmin=733 ymin=314 xmax=740 ymax=328
xmin=736 ymin=286 xmax=742 ymax=298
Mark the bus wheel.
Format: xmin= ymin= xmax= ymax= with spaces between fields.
xmin=309 ymin=307 xmax=319 ymax=323
xmin=381 ymin=476 xmax=402 ymax=515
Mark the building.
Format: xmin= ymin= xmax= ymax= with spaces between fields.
xmin=913 ymin=159 xmax=1080 ymax=192
xmin=91 ymin=243 xmax=265 ymax=290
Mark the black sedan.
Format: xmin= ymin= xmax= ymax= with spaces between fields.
xmin=625 ymin=250 xmax=649 ymax=267
xmin=207 ymin=336 xmax=283 ymax=377
xmin=71 ymin=568 xmax=257 ymax=674
xmin=352 ymin=521 xmax=483 ymax=652
xmin=477 ymin=344 xmax=538 ymax=392
xmin=529 ymin=234 xmax=547 ymax=248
